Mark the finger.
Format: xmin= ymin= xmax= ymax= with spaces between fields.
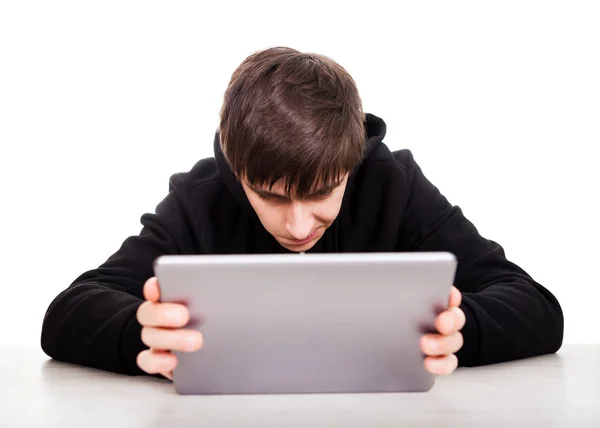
xmin=448 ymin=286 xmax=462 ymax=308
xmin=137 ymin=349 xmax=178 ymax=375
xmin=137 ymin=301 xmax=190 ymax=328
xmin=435 ymin=307 xmax=466 ymax=335
xmin=143 ymin=277 xmax=160 ymax=302
xmin=424 ymin=354 xmax=458 ymax=376
xmin=141 ymin=327 xmax=204 ymax=352
xmin=420 ymin=332 xmax=464 ymax=357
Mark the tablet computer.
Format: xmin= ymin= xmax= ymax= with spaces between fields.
xmin=154 ymin=252 xmax=457 ymax=395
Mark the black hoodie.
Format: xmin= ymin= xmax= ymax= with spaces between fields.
xmin=41 ymin=113 xmax=564 ymax=375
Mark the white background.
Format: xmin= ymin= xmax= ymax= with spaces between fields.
xmin=1 ymin=1 xmax=598 ymax=346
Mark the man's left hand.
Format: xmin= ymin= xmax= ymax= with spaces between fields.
xmin=420 ymin=286 xmax=466 ymax=375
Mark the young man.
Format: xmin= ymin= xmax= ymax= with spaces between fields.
xmin=41 ymin=47 xmax=563 ymax=381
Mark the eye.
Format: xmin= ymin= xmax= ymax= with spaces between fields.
xmin=259 ymin=193 xmax=286 ymax=203
xmin=310 ymin=189 xmax=333 ymax=200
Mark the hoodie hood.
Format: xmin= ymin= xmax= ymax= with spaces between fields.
xmin=214 ymin=112 xmax=387 ymax=214
xmin=362 ymin=113 xmax=387 ymax=159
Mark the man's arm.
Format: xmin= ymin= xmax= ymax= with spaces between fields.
xmin=41 ymin=179 xmax=200 ymax=375
xmin=395 ymin=150 xmax=563 ymax=367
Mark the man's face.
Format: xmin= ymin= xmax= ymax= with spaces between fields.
xmin=241 ymin=174 xmax=349 ymax=252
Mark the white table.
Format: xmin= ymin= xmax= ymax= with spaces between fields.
xmin=2 ymin=345 xmax=599 ymax=427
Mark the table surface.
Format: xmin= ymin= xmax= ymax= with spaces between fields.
xmin=1 ymin=345 xmax=599 ymax=427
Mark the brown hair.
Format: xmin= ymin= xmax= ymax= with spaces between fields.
xmin=219 ymin=46 xmax=366 ymax=198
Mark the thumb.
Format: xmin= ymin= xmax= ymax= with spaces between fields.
xmin=143 ymin=277 xmax=161 ymax=302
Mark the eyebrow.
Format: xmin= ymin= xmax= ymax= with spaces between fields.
xmin=249 ymin=179 xmax=343 ymax=199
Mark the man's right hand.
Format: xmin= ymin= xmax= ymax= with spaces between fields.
xmin=136 ymin=277 xmax=204 ymax=380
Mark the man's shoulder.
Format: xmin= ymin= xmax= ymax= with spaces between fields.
xmin=389 ymin=148 xmax=415 ymax=171
xmin=361 ymin=142 xmax=416 ymax=176
xmin=167 ymin=156 xmax=224 ymax=195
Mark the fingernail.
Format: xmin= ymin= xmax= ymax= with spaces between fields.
xmin=445 ymin=315 xmax=455 ymax=331
xmin=159 ymin=358 xmax=173 ymax=370
xmin=432 ymin=359 xmax=445 ymax=373
xmin=184 ymin=335 xmax=198 ymax=350
xmin=167 ymin=310 xmax=183 ymax=323
xmin=448 ymin=319 xmax=455 ymax=331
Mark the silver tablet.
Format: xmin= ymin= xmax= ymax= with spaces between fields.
xmin=154 ymin=252 xmax=457 ymax=395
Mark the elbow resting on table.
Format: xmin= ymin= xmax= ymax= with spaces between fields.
xmin=40 ymin=289 xmax=70 ymax=363
xmin=460 ymin=276 xmax=565 ymax=367
xmin=545 ymin=295 xmax=565 ymax=353
xmin=529 ymin=279 xmax=564 ymax=357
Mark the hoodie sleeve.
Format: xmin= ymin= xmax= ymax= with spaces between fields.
xmin=395 ymin=150 xmax=564 ymax=367
xmin=41 ymin=176 xmax=200 ymax=375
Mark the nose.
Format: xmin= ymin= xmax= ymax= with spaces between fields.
xmin=285 ymin=201 xmax=315 ymax=240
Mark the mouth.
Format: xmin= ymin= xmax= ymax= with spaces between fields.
xmin=285 ymin=229 xmax=319 ymax=246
